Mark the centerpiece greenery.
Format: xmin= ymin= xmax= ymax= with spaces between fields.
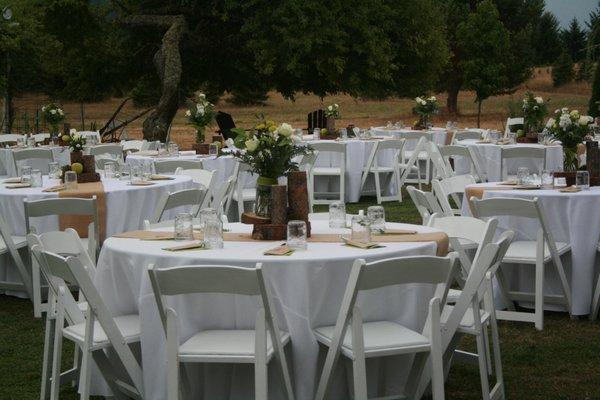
xmin=546 ymin=108 xmax=593 ymax=171
xmin=230 ymin=116 xmax=311 ymax=217
xmin=324 ymin=103 xmax=340 ymax=136
xmin=185 ymin=92 xmax=216 ymax=143
xmin=41 ymin=103 xmax=65 ymax=136
xmin=413 ymin=96 xmax=438 ymax=129
xmin=522 ymin=91 xmax=548 ymax=136
xmin=62 ymin=129 xmax=86 ymax=153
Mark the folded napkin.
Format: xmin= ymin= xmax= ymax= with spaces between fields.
xmin=264 ymin=245 xmax=295 ymax=256
xmin=514 ymin=184 xmax=541 ymax=190
xmin=2 ymin=177 xmax=21 ymax=184
xmin=476 ymin=140 xmax=492 ymax=144
xmin=496 ymin=139 xmax=512 ymax=145
xmin=558 ymin=185 xmax=581 ymax=193
xmin=42 ymin=185 xmax=66 ymax=192
xmin=373 ymin=229 xmax=419 ymax=236
xmin=128 ymin=181 xmax=156 ymax=186
xmin=178 ymin=151 xmax=197 ymax=156
xmin=5 ymin=182 xmax=31 ymax=189
xmin=162 ymin=241 xmax=207 ymax=251
xmin=499 ymin=180 xmax=518 ymax=186
xmin=113 ymin=230 xmax=176 ymax=240
xmin=150 ymin=174 xmax=174 ymax=181
xmin=136 ymin=150 xmax=159 ymax=156
xmin=341 ymin=237 xmax=384 ymax=249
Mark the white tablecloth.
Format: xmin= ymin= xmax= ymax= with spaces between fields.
xmin=0 ymin=175 xmax=195 ymax=295
xmin=0 ymin=146 xmax=71 ymax=177
xmin=94 ymin=221 xmax=443 ymax=399
xmin=454 ymin=140 xmax=564 ymax=182
xmin=371 ymin=127 xmax=448 ymax=147
xmin=462 ymin=183 xmax=600 ymax=315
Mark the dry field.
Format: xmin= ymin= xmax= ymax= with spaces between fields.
xmin=12 ymin=67 xmax=592 ymax=150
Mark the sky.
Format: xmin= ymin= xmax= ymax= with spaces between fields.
xmin=546 ymin=0 xmax=598 ymax=28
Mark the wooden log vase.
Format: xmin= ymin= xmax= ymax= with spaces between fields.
xmin=287 ymin=170 xmax=311 ymax=237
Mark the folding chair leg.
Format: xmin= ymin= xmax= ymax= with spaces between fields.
xmin=482 ymin=323 xmax=493 ymax=375
xmin=255 ymin=309 xmax=268 ymax=400
xmin=40 ymin=316 xmax=55 ymax=400
xmin=50 ymin=308 xmax=64 ymax=400
xmin=352 ymin=357 xmax=368 ymax=400
xmin=535 ymin=261 xmax=544 ymax=331
xmin=475 ymin=333 xmax=491 ymax=400
xmin=591 ymin=274 xmax=600 ymax=321
xmin=90 ymin=351 xmax=128 ymax=400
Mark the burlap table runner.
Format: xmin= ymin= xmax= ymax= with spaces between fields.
xmin=59 ymin=181 xmax=106 ymax=241
xmin=465 ymin=185 xmax=516 ymax=201
xmin=114 ymin=230 xmax=449 ymax=256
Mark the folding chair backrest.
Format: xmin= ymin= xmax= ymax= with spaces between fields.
xmin=0 ymin=134 xmax=23 ymax=142
xmin=34 ymin=229 xmax=95 ymax=270
xmin=453 ymin=130 xmax=482 ymax=142
xmin=33 ymin=133 xmax=50 ymax=142
xmin=41 ymin=250 xmax=144 ymax=393
xmin=505 ymin=117 xmax=524 ymax=135
xmin=470 ymin=196 xmax=539 ymax=219
xmin=175 ymin=168 xmax=215 ymax=188
xmin=406 ymin=186 xmax=443 ymax=225
xmin=13 ymin=148 xmax=54 ymax=174
xmin=428 ymin=142 xmax=453 ymax=179
xmin=310 ymin=142 xmax=346 ymax=170
xmin=121 ymin=140 xmax=146 ymax=152
xmin=95 ymin=158 xmax=119 ymax=171
xmin=500 ymin=146 xmax=546 ymax=179
xmin=151 ymin=188 xmax=207 ymax=223
xmin=432 ymin=174 xmax=476 ymax=215
xmin=154 ymin=159 xmax=204 ymax=174
xmin=0 ymin=213 xmax=32 ymax=297
xmin=299 ymin=152 xmax=318 ymax=173
xmin=89 ymin=144 xmax=123 ymax=159
xmin=307 ymin=109 xmax=326 ymax=131
xmin=215 ymin=176 xmax=235 ymax=215
xmin=376 ymin=138 xmax=405 ymax=152
xmin=395 ymin=131 xmax=429 ymax=141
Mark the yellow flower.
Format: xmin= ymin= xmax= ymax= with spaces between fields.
xmin=267 ymin=120 xmax=276 ymax=127
xmin=268 ymin=125 xmax=277 ymax=133
xmin=256 ymin=123 xmax=266 ymax=130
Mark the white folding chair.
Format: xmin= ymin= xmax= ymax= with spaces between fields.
xmin=440 ymin=145 xmax=486 ymax=182
xmin=452 ymin=130 xmax=482 ymax=142
xmin=504 ymin=117 xmax=524 ymax=136
xmin=432 ymin=174 xmax=476 ymax=216
xmin=428 ymin=142 xmax=454 ymax=181
xmin=310 ymin=142 xmax=346 ymax=206
xmin=79 ymin=131 xmax=101 ymax=143
xmin=24 ymin=197 xmax=100 ymax=261
xmin=0 ymin=133 xmax=24 ymax=143
xmin=154 ymin=159 xmax=203 ymax=174
xmin=149 ymin=187 xmax=207 ymax=224
xmin=175 ymin=168 xmax=216 ymax=209
xmin=89 ymin=144 xmax=123 ymax=161
xmin=95 ymin=158 xmax=121 ymax=172
xmin=13 ymin=148 xmax=55 ymax=174
xmin=591 ymin=243 xmax=600 ymax=320
xmin=0 ymin=213 xmax=31 ymax=298
xmin=216 ymin=176 xmax=236 ymax=217
xmin=299 ymin=152 xmax=318 ymax=211
xmin=359 ymin=139 xmax=406 ymax=203
xmin=34 ymin=133 xmax=51 ymax=143
xmin=148 ymin=263 xmax=295 ymax=400
xmin=471 ymin=197 xmax=572 ymax=330
xmin=500 ymin=147 xmax=546 ymax=180
xmin=37 ymin=250 xmax=144 ymax=400
xmin=313 ymin=254 xmax=458 ymax=400
xmin=406 ymin=186 xmax=443 ymax=225
xmin=228 ymin=162 xmax=257 ymax=220
xmin=397 ymin=131 xmax=431 ymax=184
xmin=121 ymin=140 xmax=146 ymax=153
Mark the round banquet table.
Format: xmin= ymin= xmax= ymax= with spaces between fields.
xmin=0 ymin=146 xmax=71 ymax=177
xmin=454 ymin=139 xmax=564 ymax=182
xmin=93 ymin=220 xmax=446 ymax=399
xmin=371 ymin=127 xmax=448 ymax=145
xmin=462 ymin=182 xmax=600 ymax=315
xmin=0 ymin=175 xmax=194 ymax=295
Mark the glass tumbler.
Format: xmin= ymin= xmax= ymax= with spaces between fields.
xmin=204 ymin=219 xmax=224 ymax=249
xmin=64 ymin=171 xmax=78 ymax=190
xmin=367 ymin=206 xmax=386 ymax=233
xmin=119 ymin=164 xmax=131 ymax=181
xmin=209 ymin=143 xmax=219 ymax=157
xmin=328 ymin=201 xmax=346 ymax=228
xmin=20 ymin=166 xmax=32 ymax=184
xmin=198 ymin=208 xmax=218 ymax=230
xmin=174 ymin=213 xmax=194 ymax=241
xmin=31 ymin=169 xmax=43 ymax=188
xmin=517 ymin=167 xmax=530 ymax=185
xmin=576 ymin=170 xmax=590 ymax=190
xmin=351 ymin=214 xmax=371 ymax=243
xmin=48 ymin=162 xmax=60 ymax=179
xmin=27 ymin=137 xmax=36 ymax=148
xmin=104 ymin=162 xmax=116 ymax=179
xmin=287 ymin=220 xmax=307 ymax=250
xmin=541 ymin=170 xmax=554 ymax=188
xmin=313 ymin=128 xmax=321 ymax=141
xmin=168 ymin=142 xmax=179 ymax=156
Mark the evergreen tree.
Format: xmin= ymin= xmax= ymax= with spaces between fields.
xmin=534 ymin=12 xmax=562 ymax=65
xmin=552 ymin=50 xmax=575 ymax=86
xmin=561 ymin=18 xmax=587 ymax=62
xmin=588 ymin=59 xmax=600 ymax=117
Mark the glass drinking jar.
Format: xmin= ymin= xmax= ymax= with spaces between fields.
xmin=48 ymin=162 xmax=61 ymax=179
xmin=64 ymin=171 xmax=78 ymax=190
xmin=313 ymin=128 xmax=321 ymax=141
xmin=30 ymin=169 xmax=43 ymax=188
xmin=20 ymin=166 xmax=32 ymax=184
xmin=198 ymin=208 xmax=218 ymax=231
xmin=104 ymin=162 xmax=116 ymax=179
xmin=541 ymin=170 xmax=554 ymax=188
xmin=209 ymin=143 xmax=219 ymax=157
xmin=328 ymin=201 xmax=346 ymax=228
xmin=367 ymin=205 xmax=386 ymax=233
xmin=168 ymin=142 xmax=179 ymax=156
xmin=287 ymin=220 xmax=307 ymax=250
xmin=576 ymin=170 xmax=590 ymax=190
xmin=174 ymin=213 xmax=194 ymax=241
xmin=517 ymin=167 xmax=530 ymax=185
xmin=351 ymin=211 xmax=371 ymax=243
xmin=204 ymin=219 xmax=224 ymax=249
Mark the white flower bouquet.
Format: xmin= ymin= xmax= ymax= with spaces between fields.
xmin=186 ymin=92 xmax=216 ymax=143
xmin=324 ymin=104 xmax=340 ymax=119
xmin=413 ymin=96 xmax=438 ymax=129
xmin=41 ymin=102 xmax=65 ymax=135
xmin=547 ymin=108 xmax=593 ymax=170
xmin=62 ymin=128 xmax=86 ymax=153
xmin=522 ymin=91 xmax=548 ymax=135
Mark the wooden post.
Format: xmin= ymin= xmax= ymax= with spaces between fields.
xmin=287 ymin=171 xmax=311 ymax=236
xmin=270 ymin=185 xmax=288 ymax=225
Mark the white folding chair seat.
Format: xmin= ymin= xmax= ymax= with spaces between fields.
xmin=441 ymin=306 xmax=490 ymax=332
xmin=500 ymin=147 xmax=546 ymax=180
xmin=407 ymin=186 xmax=443 ymax=225
xmin=179 ymin=329 xmax=290 ymax=361
xmin=503 ymin=240 xmax=570 ymax=262
xmin=63 ymin=314 xmax=141 ymax=351
xmin=310 ymin=142 xmax=346 ymax=207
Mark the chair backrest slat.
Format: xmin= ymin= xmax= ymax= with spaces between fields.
xmin=89 ymin=144 xmax=123 ymax=158
xmin=470 ymin=196 xmax=539 ymax=219
xmin=151 ymin=188 xmax=206 ymax=223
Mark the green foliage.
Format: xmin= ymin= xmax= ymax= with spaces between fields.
xmin=561 ymin=18 xmax=587 ymax=62
xmin=588 ymin=61 xmax=600 ymax=117
xmin=456 ymin=1 xmax=510 ymax=111
xmin=552 ymin=50 xmax=575 ymax=87
xmin=533 ymin=12 xmax=562 ymax=65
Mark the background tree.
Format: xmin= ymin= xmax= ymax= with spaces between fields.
xmin=561 ymin=18 xmax=587 ymax=62
xmin=552 ymin=50 xmax=574 ymax=86
xmin=533 ymin=12 xmax=562 ymax=65
xmin=456 ymin=0 xmax=511 ymax=127
xmin=589 ymin=61 xmax=600 ymax=117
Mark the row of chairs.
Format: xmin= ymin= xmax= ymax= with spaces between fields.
xmin=28 ymin=216 xmax=513 ymax=399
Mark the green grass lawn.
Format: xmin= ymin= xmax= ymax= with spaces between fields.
xmin=2 ymin=194 xmax=600 ymax=399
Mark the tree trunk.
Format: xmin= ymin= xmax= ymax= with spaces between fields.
xmin=446 ymin=84 xmax=460 ymax=116
xmin=125 ymin=15 xmax=186 ymax=142
xmin=477 ymin=99 xmax=482 ymax=128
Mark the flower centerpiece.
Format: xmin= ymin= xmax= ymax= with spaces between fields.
xmin=230 ymin=116 xmax=312 ymax=217
xmin=546 ymin=108 xmax=593 ymax=171
xmin=185 ymin=92 xmax=216 ymax=144
xmin=62 ymin=129 xmax=86 ymax=153
xmin=324 ymin=103 xmax=340 ymax=135
xmin=522 ymin=91 xmax=548 ymax=138
xmin=413 ymin=96 xmax=438 ymax=129
xmin=41 ymin=103 xmax=65 ymax=137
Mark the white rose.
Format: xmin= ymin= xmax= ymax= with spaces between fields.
xmin=58 ymin=109 xmax=64 ymax=116
xmin=245 ymin=138 xmax=259 ymax=152
xmin=578 ymin=116 xmax=589 ymax=126
xmin=199 ymin=93 xmax=206 ymax=100
xmin=535 ymin=97 xmax=543 ymax=104
xmin=185 ymin=110 xmax=191 ymax=117
xmin=50 ymin=109 xmax=56 ymax=115
xmin=415 ymin=97 xmax=422 ymax=103
xmin=334 ymin=103 xmax=338 ymax=108
xmin=277 ymin=123 xmax=293 ymax=137
xmin=430 ymin=96 xmax=436 ymax=101
xmin=420 ymin=99 xmax=427 ymax=105
xmin=69 ymin=128 xmax=76 ymax=135
xmin=328 ymin=105 xmax=333 ymax=111
xmin=546 ymin=118 xmax=555 ymax=128
xmin=562 ymin=107 xmax=569 ymax=113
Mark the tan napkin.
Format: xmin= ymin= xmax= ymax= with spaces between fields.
xmin=476 ymin=140 xmax=492 ymax=144
xmin=42 ymin=185 xmax=66 ymax=192
xmin=129 ymin=181 xmax=156 ymax=186
xmin=374 ymin=229 xmax=419 ymax=236
xmin=2 ymin=177 xmax=21 ymax=184
xmin=136 ymin=150 xmax=159 ymax=156
xmin=342 ymin=237 xmax=384 ymax=249
xmin=264 ymin=245 xmax=295 ymax=256
xmin=496 ymin=139 xmax=511 ymax=145
xmin=150 ymin=175 xmax=174 ymax=181
xmin=514 ymin=184 xmax=541 ymax=190
xmin=113 ymin=230 xmax=176 ymax=240
xmin=558 ymin=185 xmax=581 ymax=193
xmin=5 ymin=182 xmax=31 ymax=189
xmin=499 ymin=180 xmax=518 ymax=185
xmin=162 ymin=241 xmax=207 ymax=251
